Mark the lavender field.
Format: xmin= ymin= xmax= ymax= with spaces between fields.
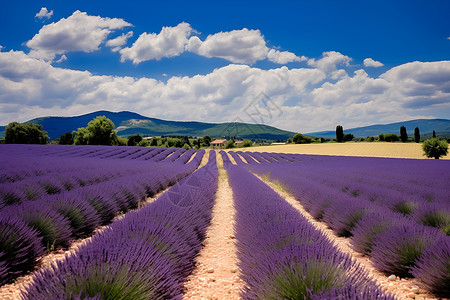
xmin=1 ymin=144 xmax=449 ymax=299
xmin=228 ymin=150 xmax=450 ymax=297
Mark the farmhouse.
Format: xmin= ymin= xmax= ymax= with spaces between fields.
xmin=210 ymin=139 xmax=227 ymax=149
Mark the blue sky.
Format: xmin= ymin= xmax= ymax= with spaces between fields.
xmin=0 ymin=0 xmax=449 ymax=133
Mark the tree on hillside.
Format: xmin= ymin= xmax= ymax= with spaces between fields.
xmin=5 ymin=122 xmax=48 ymax=144
xmin=127 ymin=134 xmax=143 ymax=146
xmin=422 ymin=138 xmax=448 ymax=159
xmin=414 ymin=127 xmax=420 ymax=143
xmin=59 ymin=132 xmax=74 ymax=145
xmin=336 ymin=125 xmax=344 ymax=143
xmin=293 ymin=133 xmax=312 ymax=144
xmin=74 ymin=116 xmax=121 ymax=146
xmin=400 ymin=126 xmax=408 ymax=142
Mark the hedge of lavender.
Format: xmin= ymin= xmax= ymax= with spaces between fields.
xmin=222 ymin=152 xmax=393 ymax=299
xmin=0 ymin=144 xmax=204 ymax=286
xmin=22 ymin=150 xmax=218 ymax=299
xmin=228 ymin=151 xmax=450 ymax=296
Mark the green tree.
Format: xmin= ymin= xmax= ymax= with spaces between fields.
xmin=432 ymin=130 xmax=436 ymax=138
xmin=137 ymin=139 xmax=149 ymax=147
xmin=127 ymin=134 xmax=143 ymax=146
xmin=400 ymin=126 xmax=408 ymax=142
xmin=202 ymin=135 xmax=211 ymax=147
xmin=336 ymin=125 xmax=344 ymax=143
xmin=74 ymin=116 xmax=120 ymax=146
xmin=59 ymin=132 xmax=74 ymax=145
xmin=292 ymin=133 xmax=312 ymax=144
xmin=5 ymin=122 xmax=48 ymax=144
xmin=422 ymin=138 xmax=449 ymax=159
xmin=378 ymin=134 xmax=385 ymax=141
xmin=343 ymin=133 xmax=354 ymax=142
xmin=414 ymin=127 xmax=420 ymax=143
xmin=150 ymin=138 xmax=158 ymax=146
xmin=242 ymin=139 xmax=253 ymax=147
xmin=224 ymin=139 xmax=235 ymax=149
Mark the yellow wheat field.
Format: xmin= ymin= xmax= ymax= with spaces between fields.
xmin=236 ymin=142 xmax=450 ymax=160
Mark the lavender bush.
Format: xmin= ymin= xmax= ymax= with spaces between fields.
xmin=222 ymin=154 xmax=393 ymax=299
xmin=22 ymin=150 xmax=218 ymax=299
xmin=0 ymin=215 xmax=44 ymax=284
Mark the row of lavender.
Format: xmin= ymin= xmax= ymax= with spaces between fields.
xmin=222 ymin=152 xmax=393 ymax=299
xmin=239 ymin=151 xmax=449 ymax=233
xmin=231 ymin=151 xmax=450 ymax=297
xmin=22 ymin=151 xmax=218 ymax=299
xmin=0 ymin=145 xmax=202 ymax=286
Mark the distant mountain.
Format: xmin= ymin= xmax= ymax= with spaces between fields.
xmin=0 ymin=111 xmax=295 ymax=141
xmin=307 ymin=119 xmax=450 ymax=139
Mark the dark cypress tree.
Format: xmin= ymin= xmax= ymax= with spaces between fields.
xmin=336 ymin=125 xmax=344 ymax=143
xmin=414 ymin=127 xmax=420 ymax=143
xmin=400 ymin=126 xmax=408 ymax=142
xmin=433 ymin=130 xmax=436 ymax=138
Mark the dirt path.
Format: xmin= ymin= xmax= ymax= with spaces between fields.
xmin=257 ymin=176 xmax=437 ymax=300
xmin=183 ymin=151 xmax=244 ymax=300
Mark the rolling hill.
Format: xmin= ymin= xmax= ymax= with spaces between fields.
xmin=0 ymin=111 xmax=295 ymax=141
xmin=307 ymin=119 xmax=450 ymax=139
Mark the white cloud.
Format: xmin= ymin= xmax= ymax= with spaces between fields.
xmin=35 ymin=7 xmax=53 ymax=20
xmin=119 ymin=22 xmax=193 ymax=64
xmin=364 ymin=58 xmax=384 ymax=67
xmin=106 ymin=31 xmax=133 ymax=52
xmin=267 ymin=49 xmax=306 ymax=64
xmin=1 ymin=49 xmax=448 ymax=133
xmin=120 ymin=24 xmax=306 ymax=65
xmin=186 ymin=28 xmax=269 ymax=64
xmin=55 ymin=54 xmax=67 ymax=63
xmin=26 ymin=10 xmax=132 ymax=61
xmin=307 ymin=51 xmax=351 ymax=74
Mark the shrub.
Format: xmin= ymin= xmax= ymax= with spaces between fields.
xmin=371 ymin=224 xmax=441 ymax=277
xmin=422 ymin=138 xmax=449 ymax=159
xmin=378 ymin=134 xmax=385 ymax=141
xmin=411 ymin=238 xmax=450 ymax=297
xmin=343 ymin=133 xmax=354 ymax=142
xmin=350 ymin=211 xmax=407 ymax=255
xmin=48 ymin=194 xmax=101 ymax=237
xmin=137 ymin=139 xmax=149 ymax=147
xmin=384 ymin=134 xmax=399 ymax=142
xmin=367 ymin=136 xmax=375 ymax=142
xmin=292 ymin=133 xmax=312 ymax=144
xmin=242 ymin=139 xmax=252 ymax=147
xmin=5 ymin=202 xmax=73 ymax=250
xmin=0 ymin=215 xmax=44 ymax=284
xmin=224 ymin=139 xmax=236 ymax=149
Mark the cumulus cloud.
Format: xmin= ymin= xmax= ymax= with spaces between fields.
xmin=35 ymin=7 xmax=53 ymax=20
xmin=267 ymin=49 xmax=306 ymax=64
xmin=120 ymin=23 xmax=193 ymax=63
xmin=308 ymin=51 xmax=351 ymax=72
xmin=26 ymin=10 xmax=132 ymax=61
xmin=364 ymin=58 xmax=384 ymax=67
xmin=1 ymin=49 xmax=448 ymax=133
xmin=106 ymin=31 xmax=133 ymax=52
xmin=119 ymin=23 xmax=305 ymax=65
xmin=186 ymin=28 xmax=268 ymax=64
